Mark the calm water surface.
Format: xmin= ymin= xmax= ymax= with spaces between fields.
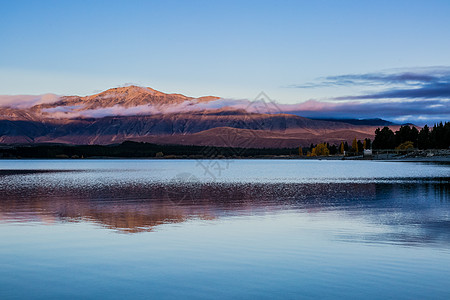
xmin=0 ymin=159 xmax=449 ymax=299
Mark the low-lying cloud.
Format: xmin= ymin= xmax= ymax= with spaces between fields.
xmin=38 ymin=96 xmax=448 ymax=125
xmin=41 ymin=98 xmax=284 ymax=119
xmin=0 ymin=94 xmax=60 ymax=108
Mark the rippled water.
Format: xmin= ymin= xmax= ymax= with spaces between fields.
xmin=0 ymin=159 xmax=449 ymax=299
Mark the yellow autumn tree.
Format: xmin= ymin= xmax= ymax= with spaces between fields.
xmin=340 ymin=142 xmax=345 ymax=154
xmin=395 ymin=141 xmax=414 ymax=150
xmin=352 ymin=138 xmax=358 ymax=153
xmin=311 ymin=143 xmax=329 ymax=156
xmin=363 ymin=139 xmax=367 ymax=150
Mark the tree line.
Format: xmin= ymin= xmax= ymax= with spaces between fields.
xmin=0 ymin=141 xmax=299 ymax=159
xmin=373 ymin=122 xmax=450 ymax=149
xmin=305 ymin=122 xmax=450 ymax=155
xmin=301 ymin=137 xmax=372 ymax=156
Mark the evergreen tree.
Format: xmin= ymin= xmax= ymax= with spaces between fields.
xmin=329 ymin=144 xmax=338 ymax=155
xmin=431 ymin=122 xmax=446 ymax=149
xmin=394 ymin=125 xmax=418 ymax=147
xmin=411 ymin=127 xmax=419 ymax=147
xmin=374 ymin=122 xmax=449 ymax=150
xmin=357 ymin=140 xmax=363 ymax=153
xmin=373 ymin=127 xmax=395 ymax=149
xmin=444 ymin=122 xmax=450 ymax=149
xmin=418 ymin=125 xmax=431 ymax=149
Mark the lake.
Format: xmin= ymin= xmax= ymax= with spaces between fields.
xmin=0 ymin=159 xmax=449 ymax=299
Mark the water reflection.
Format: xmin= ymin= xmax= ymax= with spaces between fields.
xmin=1 ymin=163 xmax=450 ymax=299
xmin=1 ymin=173 xmax=449 ymax=245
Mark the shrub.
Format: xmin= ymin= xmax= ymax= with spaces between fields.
xmin=395 ymin=141 xmax=414 ymax=150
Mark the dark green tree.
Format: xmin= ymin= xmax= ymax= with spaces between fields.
xmin=418 ymin=125 xmax=431 ymax=149
xmin=430 ymin=122 xmax=448 ymax=149
xmin=395 ymin=125 xmax=419 ymax=147
xmin=444 ymin=122 xmax=450 ymax=149
xmin=329 ymin=144 xmax=338 ymax=155
xmin=373 ymin=127 xmax=395 ymax=149
xmin=357 ymin=140 xmax=364 ymax=153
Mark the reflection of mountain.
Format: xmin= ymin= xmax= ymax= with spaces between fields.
xmin=0 ymin=85 xmax=387 ymax=146
xmin=1 ymin=179 xmax=448 ymax=239
xmin=0 ymin=181 xmax=375 ymax=232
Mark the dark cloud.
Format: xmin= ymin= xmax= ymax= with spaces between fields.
xmin=326 ymin=72 xmax=438 ymax=86
xmin=334 ymin=83 xmax=450 ymax=100
xmin=290 ymin=67 xmax=450 ymax=100
xmin=292 ymin=73 xmax=438 ymax=88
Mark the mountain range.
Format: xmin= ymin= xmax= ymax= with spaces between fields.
xmin=0 ymin=86 xmax=396 ymax=147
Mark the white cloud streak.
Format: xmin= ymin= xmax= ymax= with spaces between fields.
xmin=0 ymin=94 xmax=60 ymax=108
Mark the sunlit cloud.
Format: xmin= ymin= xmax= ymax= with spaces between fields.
xmin=0 ymin=94 xmax=60 ymax=108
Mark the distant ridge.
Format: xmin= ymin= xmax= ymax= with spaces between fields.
xmin=310 ymin=118 xmax=395 ymax=126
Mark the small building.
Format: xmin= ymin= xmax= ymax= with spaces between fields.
xmin=363 ymin=149 xmax=372 ymax=157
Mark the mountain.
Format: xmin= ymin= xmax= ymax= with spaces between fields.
xmin=34 ymin=85 xmax=220 ymax=111
xmin=0 ymin=85 xmax=390 ymax=147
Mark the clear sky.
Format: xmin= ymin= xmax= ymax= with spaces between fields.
xmin=1 ymin=0 xmax=450 ymax=123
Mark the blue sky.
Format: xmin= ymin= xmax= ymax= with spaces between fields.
xmin=1 ymin=0 xmax=450 ymax=123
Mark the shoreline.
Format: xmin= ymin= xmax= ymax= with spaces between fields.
xmin=1 ymin=144 xmax=449 ymax=162
xmin=1 ymin=155 xmax=449 ymax=162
